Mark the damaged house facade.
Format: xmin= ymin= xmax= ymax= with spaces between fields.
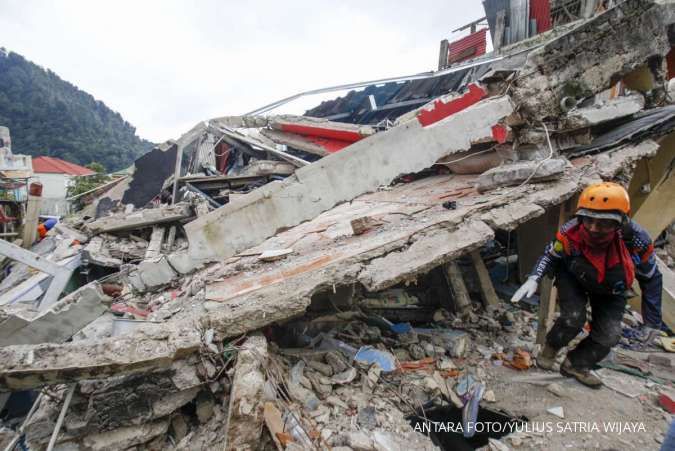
xmin=1 ymin=0 xmax=675 ymax=450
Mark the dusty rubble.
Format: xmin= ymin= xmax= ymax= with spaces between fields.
xmin=1 ymin=0 xmax=675 ymax=450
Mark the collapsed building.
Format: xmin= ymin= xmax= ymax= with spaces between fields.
xmin=1 ymin=0 xmax=675 ymax=450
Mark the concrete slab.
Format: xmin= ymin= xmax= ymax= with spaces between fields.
xmin=0 ymin=282 xmax=112 ymax=347
xmin=185 ymin=96 xmax=514 ymax=263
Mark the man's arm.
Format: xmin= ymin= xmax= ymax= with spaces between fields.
xmin=529 ymin=218 xmax=578 ymax=282
xmin=512 ymin=219 xmax=576 ymax=303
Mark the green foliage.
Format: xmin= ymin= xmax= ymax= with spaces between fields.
xmin=0 ymin=48 xmax=153 ymax=171
xmin=66 ymin=161 xmax=112 ymax=197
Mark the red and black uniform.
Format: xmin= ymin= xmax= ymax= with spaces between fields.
xmin=530 ymin=217 xmax=662 ymax=369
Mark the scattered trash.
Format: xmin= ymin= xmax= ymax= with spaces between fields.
xmin=547 ymin=406 xmax=565 ymax=419
xmin=354 ymin=346 xmax=397 ymax=372
xmin=463 ymin=383 xmax=486 ymax=438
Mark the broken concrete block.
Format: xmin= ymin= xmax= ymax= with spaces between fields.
xmin=0 ymin=326 xmax=203 ymax=391
xmin=346 ymin=431 xmax=375 ymax=451
xmin=479 ymin=201 xmax=546 ymax=231
xmin=167 ymin=250 xmax=202 ymax=275
xmin=564 ymin=94 xmax=645 ymax=129
xmin=258 ymin=248 xmax=293 ymax=262
xmin=350 ymin=216 xmax=383 ymax=235
xmin=358 ymin=220 xmax=494 ymax=291
xmin=511 ymin=0 xmax=671 ymax=119
xmin=53 ymin=223 xmax=89 ymax=244
xmin=224 ymin=334 xmax=268 ymax=450
xmin=83 ymin=237 xmax=123 ymax=268
xmin=86 ymin=203 xmax=192 ymax=234
xmin=0 ymin=282 xmax=112 ymax=347
xmin=79 ymin=419 xmax=170 ymax=451
xmin=593 ymin=140 xmax=659 ymax=180
xmin=195 ymin=391 xmax=215 ymax=424
xmin=475 ymin=158 xmax=568 ymax=193
xmin=170 ymin=414 xmax=190 ymax=442
xmin=123 ymin=268 xmax=147 ymax=292
xmin=138 ymin=255 xmax=177 ymax=289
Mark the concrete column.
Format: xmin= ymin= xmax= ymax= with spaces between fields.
xmin=22 ymin=182 xmax=42 ymax=248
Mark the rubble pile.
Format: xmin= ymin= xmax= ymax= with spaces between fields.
xmin=1 ymin=0 xmax=675 ymax=449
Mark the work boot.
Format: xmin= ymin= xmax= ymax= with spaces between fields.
xmin=560 ymin=358 xmax=602 ymax=389
xmin=536 ymin=344 xmax=559 ymax=370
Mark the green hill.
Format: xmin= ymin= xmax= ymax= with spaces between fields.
xmin=0 ymin=48 xmax=153 ymax=171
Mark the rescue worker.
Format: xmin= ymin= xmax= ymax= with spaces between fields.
xmin=511 ymin=182 xmax=663 ymax=388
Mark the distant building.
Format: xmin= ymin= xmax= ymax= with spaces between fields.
xmin=32 ymin=156 xmax=95 ymax=216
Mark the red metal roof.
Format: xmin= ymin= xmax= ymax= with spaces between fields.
xmin=32 ymin=156 xmax=96 ymax=176
xmin=530 ymin=0 xmax=552 ymax=33
xmin=447 ymin=29 xmax=487 ymax=65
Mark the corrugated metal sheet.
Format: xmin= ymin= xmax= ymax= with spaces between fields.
xmin=510 ymin=0 xmax=529 ymax=43
xmin=447 ymin=29 xmax=487 ymax=64
xmin=483 ymin=0 xmax=510 ymax=37
xmin=530 ymin=0 xmax=552 ymax=33
xmin=194 ymin=133 xmax=216 ymax=172
xmin=304 ymin=62 xmax=494 ymax=125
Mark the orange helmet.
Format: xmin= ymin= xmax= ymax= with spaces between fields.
xmin=576 ymin=182 xmax=630 ymax=222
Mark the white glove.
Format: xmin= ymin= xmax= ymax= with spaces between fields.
xmin=511 ymin=276 xmax=538 ymax=303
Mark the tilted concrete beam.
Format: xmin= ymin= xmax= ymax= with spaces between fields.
xmin=185 ymin=95 xmax=514 ymax=262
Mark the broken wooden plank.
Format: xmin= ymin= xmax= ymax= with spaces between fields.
xmin=536 ymin=276 xmax=557 ymax=345
xmin=224 ymin=334 xmax=268 ymax=450
xmin=145 ymin=227 xmax=165 ymax=259
xmin=263 ymin=403 xmax=285 ymax=451
xmin=536 ymin=202 xmax=568 ymax=345
xmin=470 ymin=250 xmax=500 ymax=307
xmin=445 ymin=260 xmax=472 ymax=316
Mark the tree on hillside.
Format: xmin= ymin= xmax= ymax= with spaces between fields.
xmin=0 ymin=49 xmax=153 ymax=171
xmin=66 ymin=162 xmax=112 ymax=197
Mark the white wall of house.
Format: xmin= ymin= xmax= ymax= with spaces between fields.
xmin=33 ymin=172 xmax=73 ymax=216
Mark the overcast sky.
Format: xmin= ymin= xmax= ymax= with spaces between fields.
xmin=0 ymin=0 xmax=486 ymax=143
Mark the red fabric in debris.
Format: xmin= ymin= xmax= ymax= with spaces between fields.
xmin=491 ymin=124 xmax=508 ymax=143
xmin=417 ymin=83 xmax=487 ymax=127
xmin=447 ymin=29 xmax=487 ymax=65
xmin=530 ymin=0 xmax=552 ymax=33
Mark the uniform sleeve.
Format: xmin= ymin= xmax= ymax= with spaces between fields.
xmin=529 ymin=218 xmax=577 ymax=282
xmin=626 ymin=220 xmax=663 ymax=328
